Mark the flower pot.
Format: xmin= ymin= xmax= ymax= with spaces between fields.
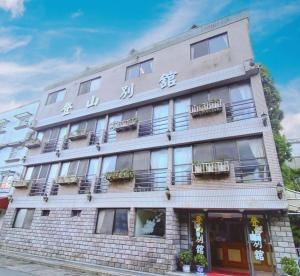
xmin=182 ymin=264 xmax=191 ymax=273
xmin=196 ymin=265 xmax=205 ymax=275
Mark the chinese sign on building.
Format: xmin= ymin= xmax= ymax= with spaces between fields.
xmin=249 ymin=216 xmax=264 ymax=261
xmin=193 ymin=215 xmax=205 ymax=255
xmin=120 ymin=83 xmax=134 ymax=99
xmin=159 ymin=71 xmax=177 ymax=89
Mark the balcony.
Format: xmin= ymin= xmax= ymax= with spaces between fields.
xmin=56 ymin=175 xmax=80 ymax=185
xmin=134 ymin=169 xmax=168 ymax=192
xmin=29 ymin=179 xmax=53 ymax=196
xmin=42 ymin=138 xmax=69 ymax=153
xmin=173 ymin=113 xmax=189 ymax=131
xmin=234 ymin=158 xmax=271 ymax=183
xmin=190 ymin=99 xmax=223 ymax=117
xmin=12 ymin=180 xmax=30 ymax=188
xmin=192 ymin=161 xmax=230 ymax=176
xmin=24 ymin=138 xmax=41 ymax=149
xmin=105 ymin=170 xmax=135 ymax=182
xmin=89 ymin=130 xmax=106 ymax=145
xmin=225 ymin=99 xmax=257 ymax=122
xmin=172 ymin=165 xmax=192 ymax=185
xmin=138 ymin=116 xmax=169 ymax=137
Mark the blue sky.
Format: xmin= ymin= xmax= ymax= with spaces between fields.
xmin=0 ymin=0 xmax=299 ymax=137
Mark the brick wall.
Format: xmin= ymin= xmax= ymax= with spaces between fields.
xmin=0 ymin=207 xmax=181 ymax=274
xmin=268 ymin=213 xmax=298 ymax=271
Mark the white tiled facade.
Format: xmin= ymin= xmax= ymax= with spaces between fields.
xmin=0 ymin=13 xmax=297 ymax=275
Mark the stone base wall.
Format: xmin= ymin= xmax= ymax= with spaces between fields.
xmin=0 ymin=207 xmax=180 ymax=274
xmin=268 ymin=213 xmax=298 ymax=272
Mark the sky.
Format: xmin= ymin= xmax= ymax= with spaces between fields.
xmin=0 ymin=0 xmax=299 ymax=138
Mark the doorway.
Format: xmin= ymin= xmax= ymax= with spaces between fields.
xmin=208 ymin=213 xmax=250 ymax=275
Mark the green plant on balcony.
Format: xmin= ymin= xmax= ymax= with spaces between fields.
xmin=105 ymin=169 xmax=135 ymax=182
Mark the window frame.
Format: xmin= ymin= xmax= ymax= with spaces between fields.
xmin=190 ymin=32 xmax=229 ymax=60
xmin=125 ymin=59 xmax=153 ymax=81
xmin=45 ymin=89 xmax=66 ymax=105
xmin=13 ymin=208 xmax=35 ymax=229
xmin=78 ymin=77 xmax=101 ymax=96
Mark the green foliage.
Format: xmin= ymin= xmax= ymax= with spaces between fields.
xmin=290 ymin=216 xmax=300 ymax=247
xmin=260 ymin=65 xmax=292 ymax=166
xmin=280 ymin=257 xmax=300 ymax=276
xmin=105 ymin=169 xmax=135 ymax=182
xmin=193 ymin=254 xmax=208 ymax=267
xmin=281 ymin=163 xmax=300 ymax=191
xmin=179 ymin=250 xmax=193 ymax=265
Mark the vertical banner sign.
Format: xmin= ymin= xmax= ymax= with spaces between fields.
xmin=193 ymin=215 xmax=205 ymax=255
xmin=249 ymin=216 xmax=264 ymax=261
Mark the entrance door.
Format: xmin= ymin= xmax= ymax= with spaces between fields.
xmin=209 ymin=214 xmax=249 ymax=272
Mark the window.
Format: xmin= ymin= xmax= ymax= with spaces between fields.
xmin=96 ymin=209 xmax=129 ymax=235
xmin=173 ymin=147 xmax=192 ymax=185
xmin=135 ymin=209 xmax=165 ymax=237
xmin=214 ymin=140 xmax=238 ymax=161
xmin=8 ymin=146 xmax=22 ymax=160
xmin=193 ymin=143 xmax=213 ymax=162
xmin=116 ymin=153 xmax=133 ymax=170
xmin=191 ymin=33 xmax=228 ymax=59
xmin=229 ymin=83 xmax=252 ymax=103
xmin=15 ymin=112 xmax=32 ymax=128
xmin=0 ymin=119 xmax=9 ymax=132
xmin=78 ymin=77 xmax=101 ymax=95
xmin=13 ymin=209 xmax=34 ymax=229
xmin=46 ymin=89 xmax=66 ymax=105
xmin=125 ymin=59 xmax=153 ymax=80
xmin=41 ymin=210 xmax=50 ymax=216
xmin=237 ymin=138 xmax=264 ymax=161
xmin=71 ymin=210 xmax=81 ymax=217
xmin=174 ymin=97 xmax=190 ymax=131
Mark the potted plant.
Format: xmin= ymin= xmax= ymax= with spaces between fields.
xmin=280 ymin=257 xmax=300 ymax=276
xmin=194 ymin=254 xmax=207 ymax=275
xmin=179 ymin=250 xmax=193 ymax=273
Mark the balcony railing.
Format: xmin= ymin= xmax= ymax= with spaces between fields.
xmin=42 ymin=138 xmax=69 ymax=153
xmin=234 ymin=158 xmax=271 ymax=183
xmin=225 ymin=99 xmax=257 ymax=122
xmin=172 ymin=164 xmax=192 ymax=185
xmin=138 ymin=116 xmax=169 ymax=137
xmin=173 ymin=113 xmax=189 ymax=131
xmin=192 ymin=161 xmax=230 ymax=175
xmin=134 ymin=169 xmax=168 ymax=192
xmin=94 ymin=176 xmax=109 ymax=193
xmin=78 ymin=175 xmax=95 ymax=194
xmin=190 ymin=99 xmax=223 ymax=117
xmin=89 ymin=130 xmax=105 ymax=145
xmin=29 ymin=178 xmax=54 ymax=196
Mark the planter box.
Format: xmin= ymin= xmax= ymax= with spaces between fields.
xmin=193 ymin=161 xmax=230 ymax=176
xmin=56 ymin=176 xmax=80 ymax=185
xmin=12 ymin=180 xmax=30 ymax=188
xmin=110 ymin=118 xmax=138 ymax=132
xmin=105 ymin=170 xmax=135 ymax=182
xmin=190 ymin=99 xmax=223 ymax=117
xmin=68 ymin=130 xmax=88 ymax=141
xmin=25 ymin=139 xmax=41 ymax=149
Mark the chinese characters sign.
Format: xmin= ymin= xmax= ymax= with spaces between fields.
xmin=249 ymin=216 xmax=264 ymax=261
xmin=194 ymin=215 xmax=205 ymax=255
xmin=159 ymin=71 xmax=177 ymax=89
xmin=61 ymin=102 xmax=73 ymax=116
xmin=120 ymin=83 xmax=134 ymax=99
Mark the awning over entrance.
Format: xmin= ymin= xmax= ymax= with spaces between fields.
xmin=0 ymin=197 xmax=9 ymax=209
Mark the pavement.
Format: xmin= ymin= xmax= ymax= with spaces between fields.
xmin=0 ymin=254 xmax=99 ymax=276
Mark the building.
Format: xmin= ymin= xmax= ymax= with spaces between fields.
xmin=0 ymin=101 xmax=39 ymax=228
xmin=287 ymin=138 xmax=300 ymax=170
xmin=0 ymin=13 xmax=297 ymax=275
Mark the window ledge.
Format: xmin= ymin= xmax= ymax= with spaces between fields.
xmin=14 ymin=125 xmax=28 ymax=130
xmin=5 ymin=158 xmax=20 ymax=163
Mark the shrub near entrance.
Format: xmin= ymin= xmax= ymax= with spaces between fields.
xmin=280 ymin=257 xmax=300 ymax=276
xmin=179 ymin=250 xmax=193 ymax=273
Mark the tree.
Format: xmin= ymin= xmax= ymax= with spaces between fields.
xmin=260 ymin=65 xmax=292 ymax=167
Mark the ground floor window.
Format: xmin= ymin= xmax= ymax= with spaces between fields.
xmin=13 ymin=208 xmax=34 ymax=229
xmin=96 ymin=209 xmax=129 ymax=235
xmin=135 ymin=208 xmax=165 ymax=237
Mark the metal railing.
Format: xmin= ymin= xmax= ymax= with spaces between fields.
xmin=225 ymin=99 xmax=257 ymax=122
xmin=78 ymin=175 xmax=95 ymax=194
xmin=29 ymin=178 xmax=54 ymax=196
xmin=134 ymin=169 xmax=168 ymax=192
xmin=172 ymin=164 xmax=192 ymax=185
xmin=94 ymin=176 xmax=109 ymax=193
xmin=89 ymin=131 xmax=106 ymax=145
xmin=42 ymin=138 xmax=69 ymax=153
xmin=173 ymin=112 xmax=189 ymax=131
xmin=138 ymin=116 xmax=169 ymax=137
xmin=234 ymin=158 xmax=271 ymax=183
xmin=105 ymin=129 xmax=117 ymax=143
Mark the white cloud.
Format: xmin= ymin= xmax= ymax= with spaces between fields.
xmin=0 ymin=35 xmax=31 ymax=53
xmin=0 ymin=0 xmax=24 ymax=18
xmin=122 ymin=0 xmax=231 ymax=52
xmin=71 ymin=10 xmax=83 ymax=18
xmin=282 ymin=113 xmax=300 ymax=139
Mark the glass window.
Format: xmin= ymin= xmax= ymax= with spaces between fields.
xmin=46 ymin=89 xmax=65 ymax=105
xmin=116 ymin=153 xmax=133 ymax=170
xmin=174 ymin=98 xmax=190 ymax=131
xmin=133 ymin=151 xmax=150 ymax=171
xmin=151 ymin=149 xmax=168 ymax=169
xmin=48 ymin=164 xmax=59 ymax=181
xmin=173 ymin=147 xmax=192 ymax=185
xmin=126 ymin=59 xmax=153 ymax=80
xmin=153 ymin=103 xmax=168 ymax=135
xmin=191 ymin=33 xmax=228 ymax=59
xmin=96 ymin=209 xmax=129 ymax=235
xmin=191 ymin=40 xmax=209 ymax=59
xmin=87 ymin=159 xmax=99 ymax=176
xmin=78 ymin=77 xmax=101 ymax=95
xmin=90 ymin=77 xmax=101 ymax=92
xmin=25 ymin=167 xmax=33 ymax=180
xmin=174 ymin=147 xmax=192 ymax=166
xmin=60 ymin=162 xmax=70 ymax=176
xmin=209 ymin=33 xmax=229 ymax=54
xmin=101 ymin=156 xmax=117 ymax=174
xmin=193 ymin=143 xmax=213 ymax=162
xmin=13 ymin=209 xmax=34 ymax=229
xmin=214 ymin=140 xmax=238 ymax=161
xmin=191 ymin=92 xmax=209 ymax=105
xmin=229 ymin=83 xmax=252 ymax=103
xmin=237 ymin=138 xmax=265 ymax=160
xmin=135 ymin=209 xmax=165 ymax=237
